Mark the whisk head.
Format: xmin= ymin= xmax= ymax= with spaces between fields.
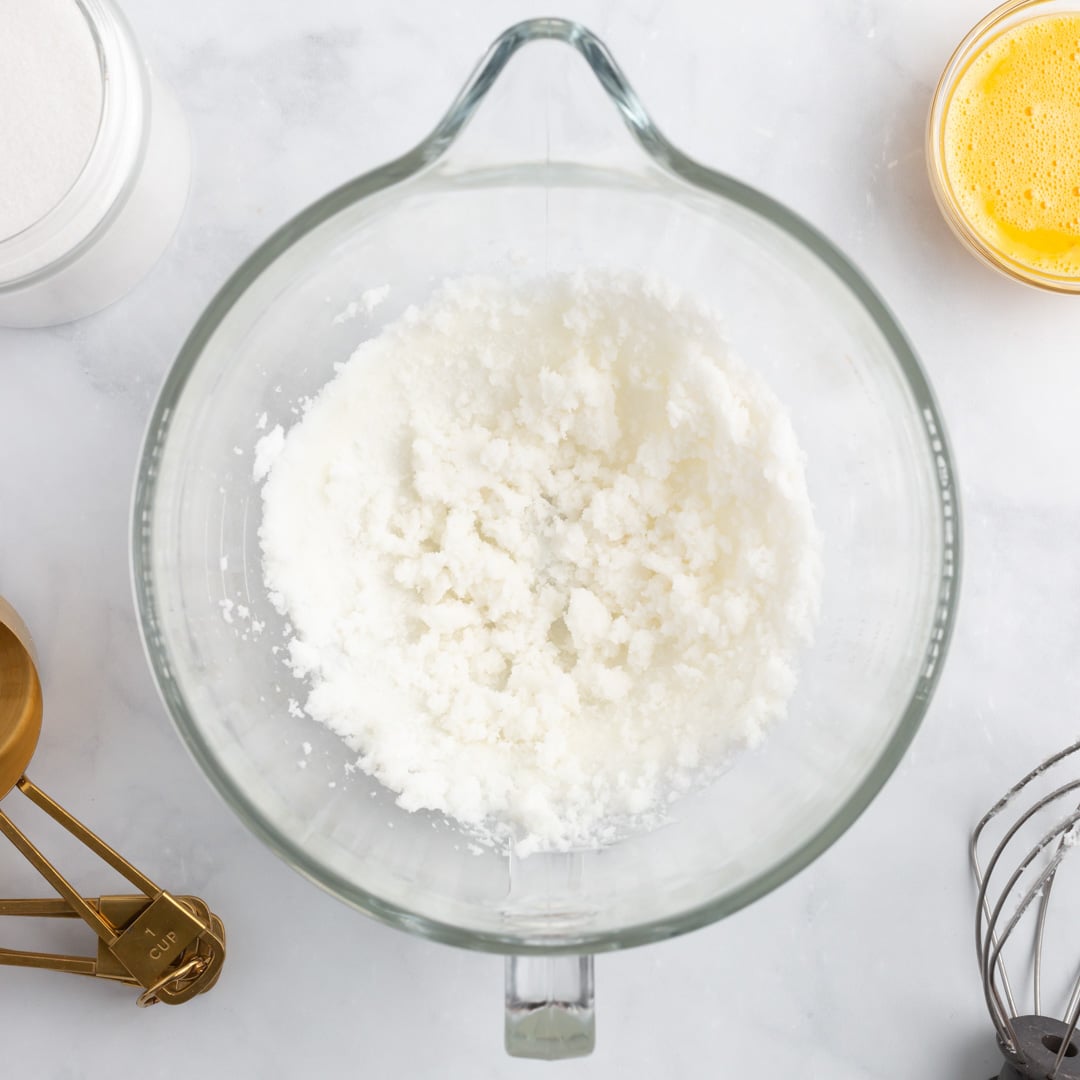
xmin=973 ymin=739 xmax=1080 ymax=1080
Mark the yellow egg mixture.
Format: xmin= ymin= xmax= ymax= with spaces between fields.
xmin=944 ymin=13 xmax=1080 ymax=277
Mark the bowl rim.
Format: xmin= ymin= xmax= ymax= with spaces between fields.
xmin=131 ymin=17 xmax=963 ymax=955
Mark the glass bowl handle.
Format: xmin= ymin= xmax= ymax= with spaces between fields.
xmin=358 ymin=17 xmax=691 ymax=184
xmin=505 ymin=954 xmax=595 ymax=1059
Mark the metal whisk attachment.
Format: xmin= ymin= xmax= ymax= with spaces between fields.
xmin=974 ymin=740 xmax=1080 ymax=1080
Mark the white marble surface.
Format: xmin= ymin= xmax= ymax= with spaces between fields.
xmin=2 ymin=0 xmax=1080 ymax=1076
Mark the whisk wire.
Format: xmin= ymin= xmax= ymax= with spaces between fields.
xmin=1062 ymin=964 xmax=1080 ymax=1038
xmin=982 ymin=804 xmax=1080 ymax=1043
xmin=972 ymin=739 xmax=1080 ymax=1065
xmin=1034 ymin=868 xmax=1054 ymax=1017
xmin=971 ymin=740 xmax=1080 ymax=1029
xmin=1036 ymin=804 xmax=1080 ymax=1022
xmin=972 ymin=833 xmax=1020 ymax=1027
xmin=975 ymin=786 xmax=1080 ymax=1049
xmin=1053 ymin=992 xmax=1080 ymax=1079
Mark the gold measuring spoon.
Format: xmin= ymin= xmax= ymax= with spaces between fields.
xmin=0 ymin=597 xmax=225 ymax=1005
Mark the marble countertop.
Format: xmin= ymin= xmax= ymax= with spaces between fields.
xmin=3 ymin=0 xmax=1079 ymax=1076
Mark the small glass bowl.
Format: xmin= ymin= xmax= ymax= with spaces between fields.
xmin=927 ymin=0 xmax=1080 ymax=294
xmin=0 ymin=0 xmax=190 ymax=327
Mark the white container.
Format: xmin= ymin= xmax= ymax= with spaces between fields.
xmin=0 ymin=0 xmax=190 ymax=327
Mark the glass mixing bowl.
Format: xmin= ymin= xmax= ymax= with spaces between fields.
xmin=133 ymin=18 xmax=960 ymax=1058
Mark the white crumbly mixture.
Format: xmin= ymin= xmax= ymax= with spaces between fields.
xmin=258 ymin=274 xmax=821 ymax=853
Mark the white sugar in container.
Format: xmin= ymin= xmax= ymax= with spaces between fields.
xmin=0 ymin=0 xmax=190 ymax=327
